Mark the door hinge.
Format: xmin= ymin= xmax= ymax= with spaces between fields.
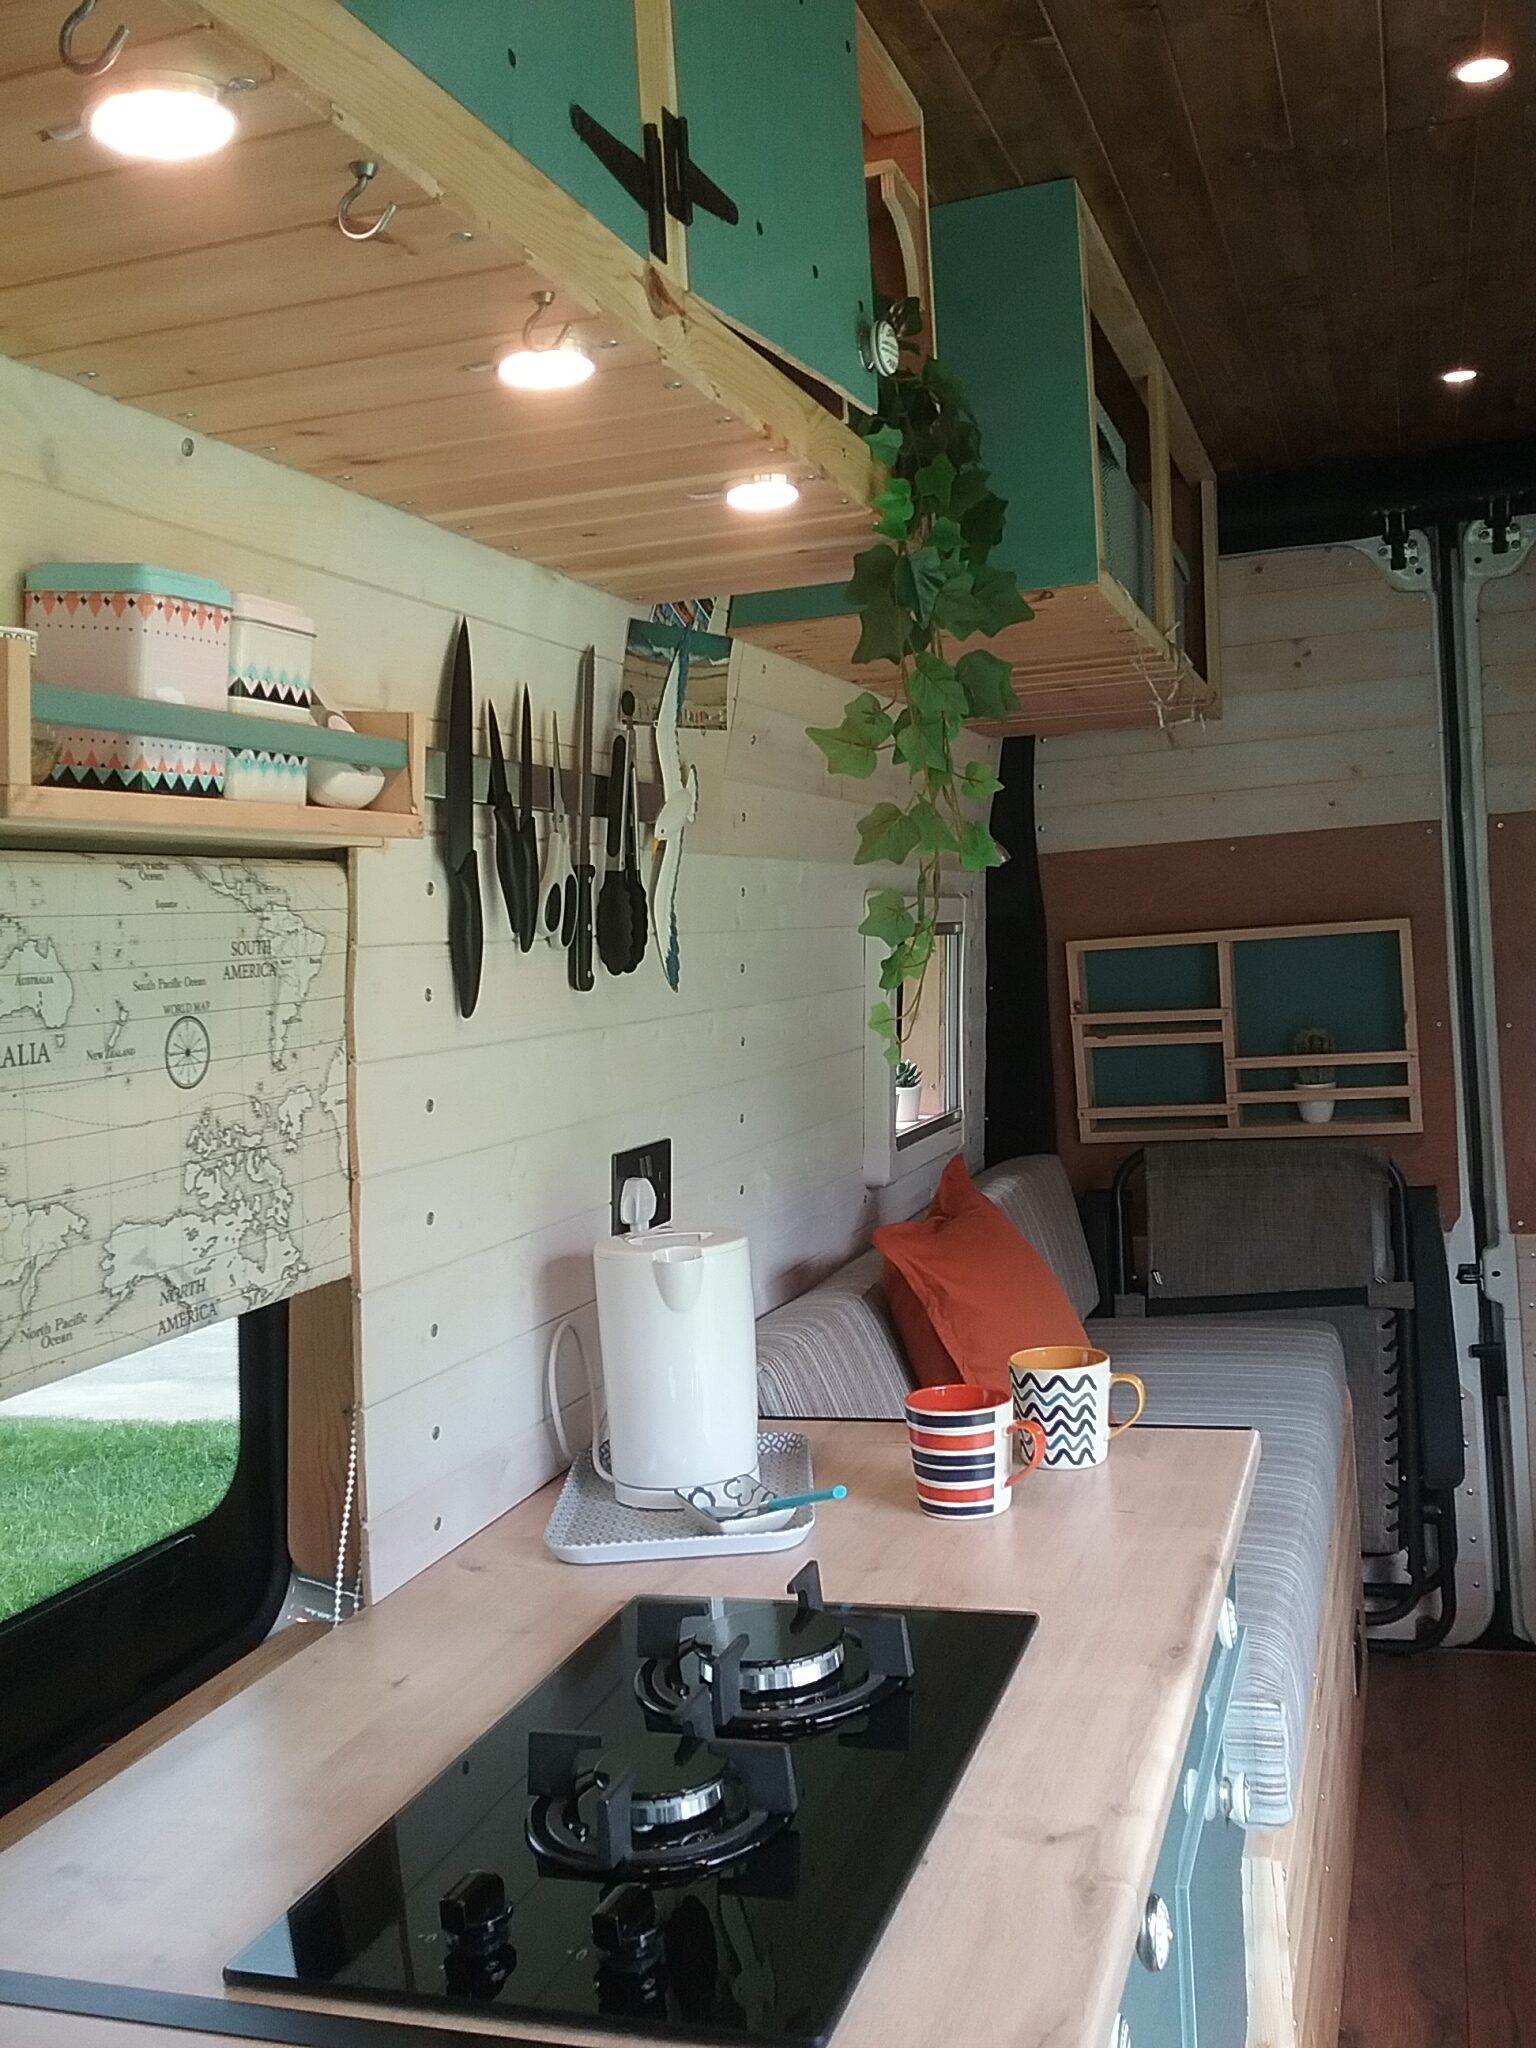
xmin=569 ymin=102 xmax=668 ymax=259
xmin=660 ymin=106 xmax=739 ymax=229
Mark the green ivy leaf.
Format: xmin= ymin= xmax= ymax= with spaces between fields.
xmin=914 ymin=452 xmax=955 ymax=507
xmin=859 ymin=889 xmax=916 ymax=945
xmin=855 ymin=802 xmax=923 ymax=866
xmin=921 ymin=357 xmax=968 ymax=408
xmin=872 ymin=476 xmax=914 ymax=539
xmin=958 ymin=757 xmax=1004 ymax=801
xmin=930 ymin=516 xmax=964 ymax=558
xmin=851 ymin=592 xmax=906 ymax=665
xmin=959 ymin=493 xmax=1008 ymax=562
xmin=844 ymin=542 xmax=899 ymax=608
xmin=807 ymin=728 xmax=880 ymax=778
xmin=970 ymin=562 xmax=1032 ymax=634
xmin=959 ymin=819 xmax=1007 ymax=871
xmin=868 ymin=1000 xmax=902 ymax=1065
xmin=843 ymin=690 xmax=895 ymax=745
xmin=909 ymin=801 xmax=959 ymax=855
xmin=948 ymin=463 xmax=992 ymax=516
xmin=909 ymin=653 xmax=967 ymax=727
xmin=863 ymin=422 xmax=903 ymax=468
xmin=954 ymin=648 xmax=1017 ymax=721
xmin=895 ymin=544 xmax=947 ymax=625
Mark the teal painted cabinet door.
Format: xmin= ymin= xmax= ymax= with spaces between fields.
xmin=670 ymin=0 xmax=876 ymax=408
xmin=338 ymin=1 xmax=648 ymax=254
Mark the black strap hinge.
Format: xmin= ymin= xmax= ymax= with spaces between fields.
xmin=661 ymin=106 xmax=739 ymax=228
xmin=569 ymin=103 xmax=667 ymax=259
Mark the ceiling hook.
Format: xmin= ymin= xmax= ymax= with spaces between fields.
xmin=336 ymin=159 xmax=396 ymax=242
xmin=520 ymin=288 xmax=575 ymax=353
xmin=58 ymin=0 xmax=129 ymax=76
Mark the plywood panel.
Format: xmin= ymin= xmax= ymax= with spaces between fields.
xmin=1041 ymin=822 xmax=1462 ymax=1218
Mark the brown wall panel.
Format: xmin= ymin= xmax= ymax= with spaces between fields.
xmin=1039 ymin=820 xmax=1461 ymax=1221
xmin=1490 ymin=812 xmax=1536 ymax=1230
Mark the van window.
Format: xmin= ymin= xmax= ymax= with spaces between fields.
xmin=0 ymin=1322 xmax=241 ymax=1626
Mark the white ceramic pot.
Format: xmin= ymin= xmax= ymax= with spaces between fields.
xmin=895 ymin=1084 xmax=921 ymax=1129
xmin=1298 ymin=1093 xmax=1336 ymax=1125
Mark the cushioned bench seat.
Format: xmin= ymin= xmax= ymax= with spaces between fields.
xmin=755 ymin=1155 xmax=1349 ymax=1829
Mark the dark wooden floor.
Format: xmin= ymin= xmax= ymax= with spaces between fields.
xmin=1340 ymin=1650 xmax=1536 ymax=2048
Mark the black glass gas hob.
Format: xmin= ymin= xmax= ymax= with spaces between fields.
xmin=227 ymin=1562 xmax=1034 ymax=2046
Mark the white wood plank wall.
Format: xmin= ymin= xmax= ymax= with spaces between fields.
xmin=1035 ymin=545 xmax=1441 ymax=851
xmin=0 ymin=357 xmax=988 ymax=1602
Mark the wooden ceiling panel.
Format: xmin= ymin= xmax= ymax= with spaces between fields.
xmin=861 ymin=0 xmax=1536 ymax=475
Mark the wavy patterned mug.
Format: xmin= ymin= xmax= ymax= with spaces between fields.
xmin=1008 ymin=1346 xmax=1146 ymax=1470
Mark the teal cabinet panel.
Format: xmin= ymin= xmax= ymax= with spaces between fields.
xmin=338 ymin=1 xmax=647 ymax=254
xmin=671 ymin=0 xmax=876 ymax=407
xmin=930 ymin=182 xmax=1101 ymax=592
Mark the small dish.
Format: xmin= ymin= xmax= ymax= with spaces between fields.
xmin=307 ymin=708 xmax=385 ymax=810
xmin=675 ymin=1472 xmax=797 ymax=1536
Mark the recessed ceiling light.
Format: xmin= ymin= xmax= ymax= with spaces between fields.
xmin=86 ymin=73 xmax=238 ymax=161
xmin=725 ymin=472 xmax=800 ymax=513
xmin=494 ymin=342 xmax=596 ymax=392
xmin=1452 ymin=54 xmax=1510 ymax=84
xmin=1440 ymin=365 xmax=1479 ymax=386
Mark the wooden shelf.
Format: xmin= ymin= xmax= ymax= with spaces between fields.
xmin=1067 ymin=919 xmax=1423 ymax=1144
xmin=0 ymin=637 xmax=423 ymax=850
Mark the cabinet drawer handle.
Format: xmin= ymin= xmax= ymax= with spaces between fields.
xmin=1136 ymin=1893 xmax=1174 ymax=1972
xmin=1108 ymin=2016 xmax=1132 ymax=2048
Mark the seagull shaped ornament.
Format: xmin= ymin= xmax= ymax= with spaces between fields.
xmin=650 ymin=646 xmax=698 ymax=991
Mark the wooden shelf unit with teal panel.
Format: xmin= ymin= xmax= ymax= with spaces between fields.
xmin=730 ymin=180 xmax=1220 ymax=739
xmin=1068 ymin=918 xmax=1422 ymax=1144
xmin=0 ymin=635 xmax=423 ymax=852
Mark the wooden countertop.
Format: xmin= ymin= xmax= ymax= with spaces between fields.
xmin=0 ymin=1422 xmax=1256 ymax=2048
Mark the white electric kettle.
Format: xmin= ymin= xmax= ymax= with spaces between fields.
xmin=588 ymin=1226 xmax=759 ymax=1509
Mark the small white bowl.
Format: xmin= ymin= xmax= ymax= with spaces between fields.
xmin=675 ymin=1473 xmax=796 ymax=1535
xmin=308 ymin=710 xmax=385 ymax=810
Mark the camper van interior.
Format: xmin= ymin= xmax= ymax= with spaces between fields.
xmin=0 ymin=4 xmax=1532 ymax=2046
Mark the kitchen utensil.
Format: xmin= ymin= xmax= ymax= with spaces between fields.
xmin=443 ymin=617 xmax=483 ymax=1018
xmin=1008 ymin=1346 xmax=1146 ymax=1469
xmin=512 ymin=685 xmax=539 ymax=951
xmin=594 ymin=732 xmax=633 ymax=974
xmin=537 ymin=707 xmax=572 ymax=946
xmin=650 ymin=645 xmax=699 ymax=989
xmin=904 ymin=1384 xmax=1046 ymax=1519
xmin=584 ymin=1226 xmax=760 ymax=1509
xmin=485 ymin=699 xmax=522 ymax=940
xmin=619 ymin=689 xmax=648 ymax=972
xmin=565 ymin=645 xmax=596 ymax=992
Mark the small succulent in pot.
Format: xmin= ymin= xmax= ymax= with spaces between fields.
xmin=894 ymin=1059 xmax=921 ymax=1089
xmin=1290 ymin=1027 xmax=1337 ymax=1087
xmin=894 ymin=1058 xmax=923 ymax=1129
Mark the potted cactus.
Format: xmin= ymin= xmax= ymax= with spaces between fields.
xmin=1291 ymin=1027 xmax=1338 ymax=1124
xmin=894 ymin=1059 xmax=923 ymax=1129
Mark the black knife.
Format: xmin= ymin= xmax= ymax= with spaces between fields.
xmin=512 ymin=685 xmax=539 ymax=952
xmin=485 ymin=699 xmax=521 ymax=943
xmin=443 ymin=617 xmax=483 ymax=1018
xmin=566 ymin=646 xmax=596 ymax=993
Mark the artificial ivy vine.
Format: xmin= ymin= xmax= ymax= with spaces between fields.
xmin=807 ymin=302 xmax=1032 ymax=1063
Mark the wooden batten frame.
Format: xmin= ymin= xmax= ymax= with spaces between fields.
xmin=178 ymin=0 xmax=879 ymax=513
xmin=1067 ymin=919 xmax=1423 ymax=1143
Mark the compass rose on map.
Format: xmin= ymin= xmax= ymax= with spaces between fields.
xmin=164 ymin=1015 xmax=211 ymax=1091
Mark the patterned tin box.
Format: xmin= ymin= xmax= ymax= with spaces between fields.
xmin=23 ymin=562 xmax=231 ymax=795
xmin=226 ymin=592 xmax=315 ymax=804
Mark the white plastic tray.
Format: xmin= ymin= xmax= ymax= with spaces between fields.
xmin=544 ymin=1430 xmax=815 ymax=1564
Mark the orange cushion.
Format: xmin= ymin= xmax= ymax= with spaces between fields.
xmin=874 ymin=1155 xmax=1089 ymax=1395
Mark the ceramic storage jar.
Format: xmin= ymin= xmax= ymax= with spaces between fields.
xmin=225 ymin=593 xmax=315 ymax=803
xmin=23 ymin=562 xmax=232 ymax=794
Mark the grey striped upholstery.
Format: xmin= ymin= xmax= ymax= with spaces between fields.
xmin=755 ymin=1153 xmax=1348 ymax=1828
xmin=976 ymin=1155 xmax=1102 ymax=1320
xmin=1085 ymin=1315 xmax=1347 ymax=1830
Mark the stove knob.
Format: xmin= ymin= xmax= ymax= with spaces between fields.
xmin=1219 ymin=1770 xmax=1251 ymax=1828
xmin=592 ymin=1883 xmax=663 ymax=1969
xmin=1108 ymin=2014 xmax=1132 ymax=2048
xmin=440 ymin=1870 xmax=512 ymax=1953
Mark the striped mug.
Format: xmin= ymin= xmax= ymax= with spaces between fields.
xmin=1008 ymin=1346 xmax=1146 ymax=1470
xmin=904 ymin=1384 xmax=1046 ymax=1519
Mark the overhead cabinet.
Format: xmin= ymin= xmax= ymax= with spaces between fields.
xmin=732 ymin=180 xmax=1222 ymax=737
xmin=337 ymin=0 xmax=877 ymax=409
xmin=0 ymin=0 xmax=889 ymax=603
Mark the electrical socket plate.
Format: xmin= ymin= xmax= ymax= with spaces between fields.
xmin=611 ymin=1139 xmax=672 ymax=1235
